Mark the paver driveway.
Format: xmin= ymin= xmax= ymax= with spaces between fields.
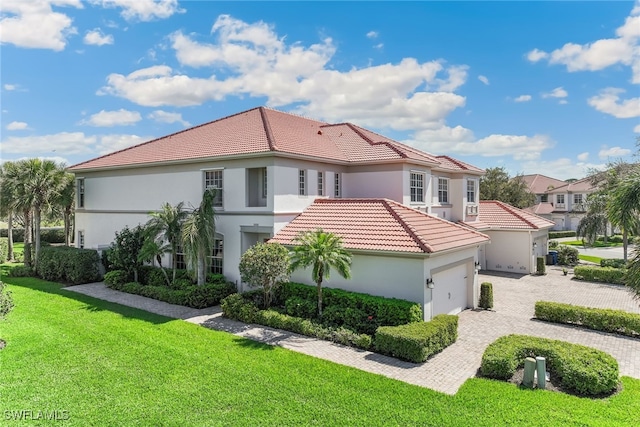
xmin=68 ymin=267 xmax=640 ymax=395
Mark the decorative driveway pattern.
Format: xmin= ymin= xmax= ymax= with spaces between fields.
xmin=66 ymin=267 xmax=640 ymax=395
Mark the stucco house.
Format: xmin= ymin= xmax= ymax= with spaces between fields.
xmin=69 ymin=106 xmax=548 ymax=319
xmin=522 ymin=174 xmax=596 ymax=231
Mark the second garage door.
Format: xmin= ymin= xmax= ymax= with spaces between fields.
xmin=432 ymin=263 xmax=469 ymax=316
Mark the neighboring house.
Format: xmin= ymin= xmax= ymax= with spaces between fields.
xmin=461 ymin=201 xmax=554 ymax=274
xmin=522 ymin=174 xmax=596 ymax=231
xmin=69 ymin=106 xmax=536 ymax=319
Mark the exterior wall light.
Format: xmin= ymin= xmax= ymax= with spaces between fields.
xmin=426 ymin=278 xmax=434 ymax=289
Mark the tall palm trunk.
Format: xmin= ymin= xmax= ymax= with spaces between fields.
xmin=64 ymin=207 xmax=71 ymax=246
xmin=623 ymin=229 xmax=628 ymax=262
xmin=33 ymin=207 xmax=42 ymax=266
xmin=23 ymin=209 xmax=33 ymax=267
xmin=6 ymin=214 xmax=14 ymax=262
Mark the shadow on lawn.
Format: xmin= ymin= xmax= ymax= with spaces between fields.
xmin=0 ymin=265 xmax=174 ymax=325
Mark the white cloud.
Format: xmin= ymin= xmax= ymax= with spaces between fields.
xmin=587 ymin=88 xmax=640 ymax=118
xmin=366 ymin=31 xmax=378 ymax=39
xmin=634 ymin=124 xmax=640 ymax=133
xmin=374 ymin=43 xmax=384 ymax=50
xmin=521 ymin=158 xmax=606 ymax=181
xmin=542 ymin=87 xmax=568 ymax=99
xmin=526 ymin=48 xmax=548 ymax=62
xmin=84 ymin=29 xmax=114 ymax=46
xmin=478 ymin=75 xmax=489 ymax=85
xmin=0 ymin=0 xmax=82 ymax=51
xmin=527 ymin=3 xmax=640 ymax=83
xmin=6 ymin=121 xmax=28 ymax=130
xmin=81 ymin=109 xmax=142 ymax=127
xmin=577 ymin=152 xmax=590 ymax=161
xmin=9 ymin=155 xmax=71 ymax=167
xmin=97 ymin=134 xmax=152 ymax=155
xmin=0 ymin=132 xmax=96 ymax=155
xmin=558 ymin=99 xmax=568 ymax=105
xmin=148 ymin=110 xmax=190 ymax=127
xmin=599 ymin=145 xmax=632 ymax=159
xmin=90 ymin=0 xmax=184 ymax=21
xmin=4 ymin=84 xmax=16 ymax=91
xmin=514 ymin=94 xmax=532 ymax=102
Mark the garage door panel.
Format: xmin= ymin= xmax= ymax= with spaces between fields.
xmin=432 ymin=264 xmax=468 ymax=316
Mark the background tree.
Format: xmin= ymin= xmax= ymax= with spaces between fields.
xmin=479 ymin=167 xmax=535 ymax=208
xmin=182 ymin=189 xmax=216 ymax=286
xmin=239 ymin=242 xmax=290 ymax=308
xmin=289 ymin=229 xmax=352 ymax=317
xmin=55 ymin=173 xmax=76 ymax=246
xmin=0 ymin=162 xmax=18 ymax=261
xmin=2 ymin=160 xmax=35 ymax=266
xmin=607 ymin=169 xmax=640 ymax=261
xmin=138 ymin=236 xmax=171 ymax=286
xmin=576 ymin=193 xmax=609 ymax=246
xmin=145 ymin=202 xmax=188 ymax=283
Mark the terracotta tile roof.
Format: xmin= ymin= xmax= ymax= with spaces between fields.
xmin=270 ymin=198 xmax=489 ymax=254
xmin=522 ymin=174 xmax=567 ymax=194
xmin=546 ymin=176 xmax=595 ymax=193
xmin=462 ymin=201 xmax=555 ymax=231
xmin=69 ymin=107 xmax=480 ymax=172
xmin=523 ymin=202 xmax=555 ymax=215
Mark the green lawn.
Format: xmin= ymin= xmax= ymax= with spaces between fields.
xmin=1 ymin=271 xmax=639 ymax=426
xmin=563 ymin=240 xmax=623 ymax=248
xmin=579 ymin=254 xmax=604 ymax=264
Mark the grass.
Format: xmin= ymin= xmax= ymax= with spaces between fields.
xmin=1 ymin=270 xmax=639 ymax=426
xmin=579 ymin=254 xmax=604 ymax=264
xmin=563 ymin=240 xmax=623 ymax=248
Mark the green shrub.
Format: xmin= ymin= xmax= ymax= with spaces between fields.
xmin=206 ymin=273 xmax=226 ymax=285
xmin=0 ymin=227 xmax=65 ymax=243
xmin=573 ymin=266 xmax=625 ymax=285
xmin=221 ymin=293 xmax=259 ymax=323
xmin=104 ymin=270 xmax=130 ymax=288
xmin=110 ymin=280 xmax=235 ymax=308
xmin=0 ymin=281 xmax=14 ymax=320
xmin=548 ymin=240 xmax=559 ymax=249
xmin=284 ymin=296 xmax=317 ymax=319
xmin=275 ymin=282 xmax=422 ymax=328
xmin=600 ymin=258 xmax=626 ymax=269
xmin=535 ymin=301 xmax=640 ymax=338
xmin=7 ymin=265 xmax=34 ymax=277
xmin=36 ymin=246 xmax=101 ymax=285
xmin=375 ymin=315 xmax=458 ymax=363
xmin=184 ymin=283 xmax=236 ymax=309
xmin=480 ymin=334 xmax=619 ymax=396
xmin=0 ymin=238 xmax=8 ymax=263
xmin=549 ymin=231 xmax=576 ymax=239
xmin=536 ymin=256 xmax=546 ymax=275
xmin=479 ymin=282 xmax=493 ymax=309
xmin=146 ymin=268 xmax=170 ymax=287
xmin=557 ymin=245 xmax=579 ymax=266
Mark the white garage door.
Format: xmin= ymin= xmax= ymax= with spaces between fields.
xmin=432 ymin=263 xmax=468 ymax=316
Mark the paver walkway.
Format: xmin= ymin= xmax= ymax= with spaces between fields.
xmin=66 ymin=267 xmax=640 ymax=395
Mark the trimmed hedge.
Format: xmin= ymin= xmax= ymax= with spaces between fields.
xmin=600 ymin=258 xmax=627 ymax=269
xmin=220 ymin=294 xmax=372 ymax=350
xmin=274 ymin=282 xmax=423 ymax=329
xmin=573 ymin=266 xmax=625 ymax=285
xmin=480 ymin=334 xmax=619 ymax=396
xmin=35 ymin=246 xmax=102 ymax=285
xmin=0 ymin=227 xmax=65 ymax=243
xmin=7 ymin=265 xmax=35 ymax=277
xmin=374 ymin=315 xmax=458 ymax=363
xmin=549 ymin=231 xmax=576 ymax=239
xmin=0 ymin=238 xmax=8 ymax=263
xmin=536 ymin=256 xmax=546 ymax=275
xmin=535 ymin=301 xmax=640 ymax=338
xmin=479 ymin=282 xmax=493 ymax=309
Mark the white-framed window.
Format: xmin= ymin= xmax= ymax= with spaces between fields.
xmin=334 ymin=172 xmax=342 ymax=198
xmin=540 ymin=194 xmax=548 ymax=203
xmin=77 ymin=178 xmax=85 ymax=208
xmin=467 ymin=179 xmax=476 ymax=203
xmin=262 ymin=167 xmax=268 ymax=199
xmin=204 ymin=170 xmax=223 ymax=208
xmin=438 ymin=178 xmax=449 ymax=204
xmin=410 ymin=172 xmax=424 ymax=203
xmin=574 ymin=194 xmax=583 ymax=205
xmin=556 ymin=194 xmax=565 ymax=207
xmin=317 ymin=171 xmax=324 ymax=196
xmin=208 ymin=236 xmax=224 ymax=275
xmin=77 ymin=230 xmax=85 ymax=249
xmin=299 ymin=169 xmax=306 ymax=196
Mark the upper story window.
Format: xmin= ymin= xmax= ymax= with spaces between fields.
xmin=299 ymin=169 xmax=306 ymax=196
xmin=262 ymin=167 xmax=268 ymax=199
xmin=556 ymin=194 xmax=565 ymax=206
xmin=334 ymin=172 xmax=342 ymax=198
xmin=317 ymin=171 xmax=324 ymax=196
xmin=410 ymin=172 xmax=424 ymax=203
xmin=247 ymin=167 xmax=267 ymax=207
xmin=77 ymin=178 xmax=85 ymax=208
xmin=204 ymin=170 xmax=223 ymax=208
xmin=540 ymin=194 xmax=548 ymax=203
xmin=438 ymin=178 xmax=449 ymax=204
xmin=467 ymin=179 xmax=476 ymax=203
xmin=574 ymin=194 xmax=583 ymax=205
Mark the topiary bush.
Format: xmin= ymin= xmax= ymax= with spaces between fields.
xmin=35 ymin=246 xmax=101 ymax=285
xmin=573 ymin=266 xmax=625 ymax=285
xmin=536 ymin=256 xmax=546 ymax=275
xmin=535 ymin=301 xmax=640 ymax=338
xmin=600 ymin=259 xmax=626 ymax=269
xmin=374 ymin=315 xmax=458 ymax=363
xmin=479 ymin=282 xmax=493 ymax=309
xmin=557 ymin=245 xmax=579 ymax=266
xmin=480 ymin=334 xmax=619 ymax=396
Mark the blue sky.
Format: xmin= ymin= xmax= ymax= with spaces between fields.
xmin=1 ymin=1 xmax=638 ymax=180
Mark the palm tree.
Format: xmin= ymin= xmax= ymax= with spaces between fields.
xmin=608 ymin=170 xmax=640 ymax=262
xmin=181 ymin=189 xmax=216 ymax=286
xmin=289 ymin=229 xmax=352 ymax=317
xmin=145 ymin=202 xmax=188 ymax=283
xmin=576 ymin=193 xmax=608 ymax=246
xmin=56 ymin=173 xmax=76 ymax=246
xmin=0 ymin=162 xmax=18 ymax=261
xmin=2 ymin=160 xmax=35 ymax=266
xmin=138 ymin=235 xmax=171 ymax=286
